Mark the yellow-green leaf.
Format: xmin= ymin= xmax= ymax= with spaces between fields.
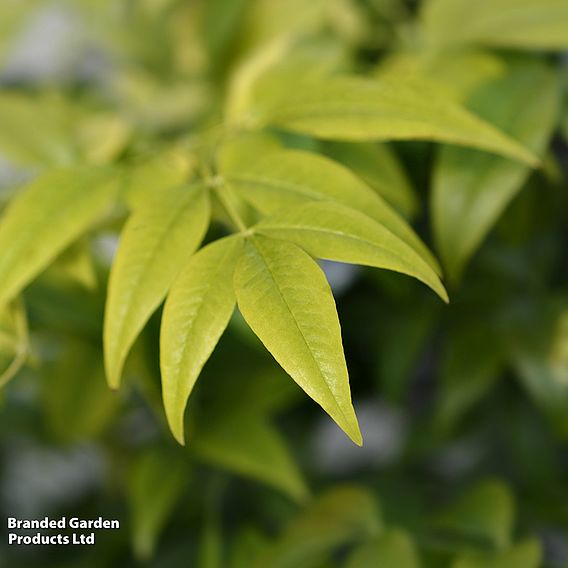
xmin=255 ymin=202 xmax=448 ymax=302
xmin=221 ymin=147 xmax=439 ymax=273
xmin=346 ymin=530 xmax=420 ymax=568
xmin=320 ymin=141 xmax=418 ymax=218
xmin=234 ymin=236 xmax=362 ymax=445
xmin=104 ymin=184 xmax=210 ymax=389
xmin=432 ymin=61 xmax=559 ymax=282
xmin=161 ymin=236 xmax=244 ymax=445
xmin=252 ymin=76 xmax=537 ymax=165
xmin=423 ymin=0 xmax=568 ymax=51
xmin=0 ymin=167 xmax=118 ymax=308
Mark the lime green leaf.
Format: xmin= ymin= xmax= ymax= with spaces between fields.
xmin=234 ymin=236 xmax=362 ymax=444
xmin=0 ymin=92 xmax=78 ymax=166
xmin=121 ymin=149 xmax=196 ymax=210
xmin=42 ymin=339 xmax=119 ymax=443
xmin=320 ymin=141 xmax=418 ymax=218
xmin=161 ymin=236 xmax=244 ymax=445
xmin=252 ymin=76 xmax=537 ymax=164
xmin=423 ymin=0 xmax=568 ymax=51
xmin=452 ymin=539 xmax=541 ymax=568
xmin=221 ymin=147 xmax=439 ymax=273
xmin=128 ymin=449 xmax=188 ymax=560
xmin=255 ymin=202 xmax=448 ymax=302
xmin=435 ymin=480 xmax=515 ymax=550
xmin=255 ymin=486 xmax=382 ymax=568
xmin=192 ymin=411 xmax=308 ymax=501
xmin=76 ymin=113 xmax=131 ymax=165
xmin=432 ymin=61 xmax=559 ymax=282
xmin=104 ymin=184 xmax=210 ymax=389
xmin=346 ymin=530 xmax=420 ymax=568
xmin=0 ymin=167 xmax=118 ymax=308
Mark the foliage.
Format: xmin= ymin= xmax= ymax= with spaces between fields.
xmin=0 ymin=0 xmax=567 ymax=567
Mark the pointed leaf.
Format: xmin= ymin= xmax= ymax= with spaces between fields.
xmin=346 ymin=530 xmax=420 ymax=568
xmin=434 ymin=480 xmax=515 ymax=550
xmin=234 ymin=236 xmax=362 ymax=444
xmin=255 ymin=202 xmax=448 ymax=302
xmin=192 ymin=412 xmax=308 ymax=502
xmin=128 ymin=449 xmax=188 ymax=560
xmin=104 ymin=184 xmax=210 ymax=389
xmin=161 ymin=236 xmax=244 ymax=444
xmin=0 ymin=166 xmax=118 ymax=308
xmin=432 ymin=61 xmax=559 ymax=281
xmin=252 ymin=76 xmax=537 ymax=164
xmin=221 ymin=147 xmax=439 ymax=274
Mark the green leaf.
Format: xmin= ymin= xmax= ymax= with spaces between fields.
xmin=251 ymin=75 xmax=537 ymax=165
xmin=104 ymin=184 xmax=210 ymax=389
xmin=255 ymin=202 xmax=448 ymax=302
xmin=127 ymin=449 xmax=188 ymax=560
xmin=434 ymin=480 xmax=515 ymax=550
xmin=423 ymin=0 xmax=568 ymax=51
xmin=161 ymin=236 xmax=244 ymax=445
xmin=255 ymin=486 xmax=382 ymax=568
xmin=452 ymin=539 xmax=541 ymax=568
xmin=221 ymin=147 xmax=439 ymax=274
xmin=345 ymin=530 xmax=420 ymax=568
xmin=192 ymin=411 xmax=308 ymax=501
xmin=0 ymin=167 xmax=118 ymax=308
xmin=432 ymin=61 xmax=559 ymax=282
xmin=234 ymin=236 xmax=362 ymax=444
xmin=319 ymin=141 xmax=418 ymax=218
xmin=42 ymin=339 xmax=119 ymax=443
xmin=0 ymin=298 xmax=28 ymax=388
xmin=0 ymin=92 xmax=78 ymax=166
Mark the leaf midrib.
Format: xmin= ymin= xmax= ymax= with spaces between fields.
xmin=246 ymin=239 xmax=353 ymax=428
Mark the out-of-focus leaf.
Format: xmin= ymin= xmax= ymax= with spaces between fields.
xmin=451 ymin=539 xmax=541 ymax=568
xmin=234 ymin=236 xmax=362 ymax=445
xmin=423 ymin=0 xmax=568 ymax=51
xmin=255 ymin=202 xmax=448 ymax=302
xmin=434 ymin=481 xmax=515 ymax=550
xmin=0 ymin=1 xmax=38 ymax=65
xmin=432 ymin=61 xmax=559 ymax=282
xmin=255 ymin=486 xmax=382 ymax=568
xmin=345 ymin=529 xmax=420 ymax=568
xmin=49 ymin=239 xmax=98 ymax=290
xmin=320 ymin=141 xmax=418 ymax=218
xmin=104 ymin=184 xmax=210 ymax=389
xmin=127 ymin=449 xmax=188 ymax=560
xmin=377 ymin=49 xmax=506 ymax=102
xmin=192 ymin=411 xmax=308 ymax=501
xmin=161 ymin=236 xmax=243 ymax=445
xmin=76 ymin=113 xmax=131 ymax=165
xmin=251 ymin=75 xmax=537 ymax=165
xmin=230 ymin=528 xmax=269 ymax=568
xmin=42 ymin=339 xmax=118 ymax=443
xmin=0 ymin=167 xmax=118 ymax=308
xmin=0 ymin=92 xmax=78 ymax=166
xmin=511 ymin=303 xmax=568 ymax=436
xmin=435 ymin=325 xmax=503 ymax=433
xmin=221 ymin=147 xmax=437 ymax=271
xmin=0 ymin=298 xmax=28 ymax=387
xmin=121 ymin=148 xmax=196 ymax=210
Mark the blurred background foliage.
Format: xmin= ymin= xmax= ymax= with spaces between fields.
xmin=0 ymin=0 xmax=567 ymax=567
